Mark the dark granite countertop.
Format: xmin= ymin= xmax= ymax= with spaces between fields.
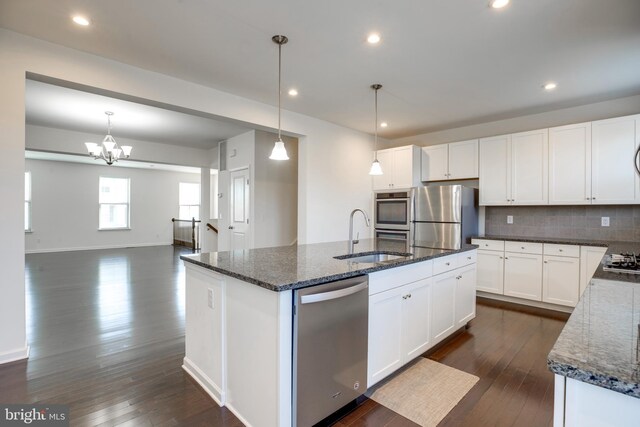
xmin=472 ymin=234 xmax=609 ymax=247
xmin=547 ymin=240 xmax=640 ymax=398
xmin=548 ymin=277 xmax=640 ymax=398
xmin=181 ymin=239 xmax=477 ymax=291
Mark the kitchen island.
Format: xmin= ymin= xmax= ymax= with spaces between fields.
xmin=180 ymin=238 xmax=478 ymax=427
xmin=547 ymin=241 xmax=640 ymax=426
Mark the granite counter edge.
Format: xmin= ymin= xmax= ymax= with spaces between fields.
xmin=547 ymin=357 xmax=640 ymax=399
xmin=180 ymin=245 xmax=478 ymax=292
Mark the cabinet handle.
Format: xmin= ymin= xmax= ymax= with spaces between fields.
xmin=505 ymin=257 xmax=509 ymax=260
xmin=521 ymin=246 xmax=525 ymax=249
xmin=500 ymin=256 xmax=503 ymax=259
xmin=592 ymin=197 xmax=596 ymax=200
xmin=402 ymin=295 xmax=407 ymax=300
xmin=408 ymin=293 xmax=412 ymax=298
xmin=544 ymin=261 xmax=548 ymax=263
xmin=485 ymin=244 xmax=489 ymax=247
xmin=467 ymin=256 xmax=472 ymax=260
xmin=228 ymin=226 xmax=234 ymax=229
xmin=445 ymin=262 xmax=450 ymax=266
xmin=559 ymin=249 xmax=563 ymax=252
xmin=586 ymin=197 xmax=591 ymax=200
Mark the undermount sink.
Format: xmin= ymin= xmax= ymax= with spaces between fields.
xmin=335 ymin=252 xmax=412 ymax=263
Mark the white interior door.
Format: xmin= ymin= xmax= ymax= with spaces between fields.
xmin=229 ymin=168 xmax=250 ymax=250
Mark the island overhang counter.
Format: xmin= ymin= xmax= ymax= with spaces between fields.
xmin=180 ymin=238 xmax=478 ymax=427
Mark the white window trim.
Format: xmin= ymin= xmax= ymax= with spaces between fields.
xmin=179 ymin=182 xmax=201 ymax=221
xmin=99 ymin=177 xmax=131 ymax=231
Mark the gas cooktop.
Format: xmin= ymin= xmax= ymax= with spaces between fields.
xmin=603 ymin=253 xmax=640 ymax=275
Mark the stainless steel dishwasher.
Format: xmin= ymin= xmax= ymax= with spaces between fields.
xmin=293 ymin=275 xmax=368 ymax=427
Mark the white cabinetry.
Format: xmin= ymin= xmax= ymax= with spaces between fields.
xmin=368 ymin=276 xmax=434 ymax=387
xmin=479 ymin=129 xmax=548 ymax=206
xmin=479 ymin=135 xmax=510 ymax=205
xmin=368 ymin=252 xmax=477 ymax=387
xmin=421 ymin=139 xmax=478 ymax=182
xmin=549 ymin=122 xmax=592 ymax=205
xmin=472 ymin=239 xmax=505 ymax=294
xmin=579 ymin=246 xmax=608 ymax=295
xmin=455 ymin=264 xmax=477 ymax=328
xmin=431 ymin=271 xmax=457 ymax=345
xmin=542 ymin=244 xmax=580 ymax=307
xmin=373 ymin=145 xmax=421 ymax=191
xmin=504 ymin=251 xmax=543 ymax=301
xmin=591 ymin=115 xmax=640 ymax=204
xmin=511 ymin=129 xmax=549 ymax=205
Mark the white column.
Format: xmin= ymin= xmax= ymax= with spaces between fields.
xmin=0 ymin=58 xmax=28 ymax=363
xmin=200 ymin=168 xmax=212 ymax=253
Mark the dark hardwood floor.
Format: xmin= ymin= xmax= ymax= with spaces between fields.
xmin=336 ymin=298 xmax=570 ymax=427
xmin=0 ymin=247 xmax=569 ymax=426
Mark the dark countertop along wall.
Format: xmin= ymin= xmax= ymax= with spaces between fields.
xmin=484 ymin=205 xmax=640 ymax=242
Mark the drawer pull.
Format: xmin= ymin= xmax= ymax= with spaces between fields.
xmin=559 ymin=249 xmax=563 ymax=252
xmin=544 ymin=261 xmax=548 ymax=263
xmin=467 ymin=256 xmax=472 ymax=260
xmin=445 ymin=262 xmax=450 ymax=266
xmin=521 ymin=246 xmax=525 ymax=249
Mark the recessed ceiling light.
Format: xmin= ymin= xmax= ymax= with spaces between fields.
xmin=367 ymin=33 xmax=381 ymax=44
xmin=543 ymin=82 xmax=558 ymax=91
xmin=288 ymin=89 xmax=298 ymax=96
xmin=489 ymin=0 xmax=510 ymax=9
xmin=72 ymin=15 xmax=90 ymax=26
xmin=380 ymin=122 xmax=388 ymax=128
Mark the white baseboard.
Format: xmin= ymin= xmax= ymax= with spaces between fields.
xmin=182 ymin=357 xmax=225 ymax=406
xmin=477 ymin=291 xmax=573 ymax=313
xmin=225 ymin=402 xmax=254 ymax=427
xmin=25 ymin=242 xmax=172 ymax=254
xmin=0 ymin=344 xmax=30 ymax=365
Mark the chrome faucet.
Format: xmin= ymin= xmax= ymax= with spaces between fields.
xmin=349 ymin=209 xmax=371 ymax=253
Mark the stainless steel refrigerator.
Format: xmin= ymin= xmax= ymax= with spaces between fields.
xmin=412 ymin=185 xmax=478 ymax=250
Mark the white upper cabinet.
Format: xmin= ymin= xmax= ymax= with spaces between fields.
xmin=549 ymin=123 xmax=592 ymax=205
xmin=373 ymin=145 xmax=421 ymax=191
xmin=448 ymin=139 xmax=479 ymax=180
xmin=479 ymin=135 xmax=511 ymax=205
xmin=421 ymin=140 xmax=478 ymax=182
xmin=421 ymin=144 xmax=448 ymax=181
xmin=479 ymin=130 xmax=548 ymax=205
xmin=510 ymin=129 xmax=549 ymax=205
xmin=591 ymin=115 xmax=640 ymax=204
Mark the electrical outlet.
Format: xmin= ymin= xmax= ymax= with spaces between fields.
xmin=207 ymin=288 xmax=214 ymax=309
xmin=601 ymin=217 xmax=610 ymax=227
xmin=507 ymin=215 xmax=513 ymax=225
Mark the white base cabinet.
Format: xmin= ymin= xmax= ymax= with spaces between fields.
xmin=431 ymin=272 xmax=457 ymax=344
xmin=473 ymin=239 xmax=599 ymax=309
xmin=504 ymin=252 xmax=543 ymax=301
xmin=543 ymin=255 xmax=580 ymax=306
xmin=554 ymin=375 xmax=640 ymax=427
xmin=368 ymin=252 xmax=477 ymax=387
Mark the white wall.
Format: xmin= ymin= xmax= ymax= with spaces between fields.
xmin=25 ymin=158 xmax=199 ymax=253
xmin=389 ymin=94 xmax=640 ymax=147
xmin=27 ymin=124 xmax=215 ymax=168
xmin=254 ymin=131 xmax=298 ymax=248
xmin=0 ymin=28 xmax=374 ymax=361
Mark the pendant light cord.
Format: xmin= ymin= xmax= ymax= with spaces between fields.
xmin=278 ymin=40 xmax=282 ymax=141
xmin=374 ymin=88 xmax=378 ymax=158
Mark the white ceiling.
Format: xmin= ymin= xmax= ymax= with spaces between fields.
xmin=25 ymin=80 xmax=252 ymax=149
xmin=3 ymin=0 xmax=640 ymax=139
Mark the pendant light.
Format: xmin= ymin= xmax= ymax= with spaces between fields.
xmin=369 ymin=84 xmax=383 ymax=175
xmin=269 ymin=35 xmax=289 ymax=160
xmin=85 ymin=111 xmax=132 ymax=166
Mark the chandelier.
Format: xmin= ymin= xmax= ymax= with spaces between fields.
xmin=84 ymin=111 xmax=132 ymax=165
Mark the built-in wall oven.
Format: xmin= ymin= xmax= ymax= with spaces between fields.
xmin=374 ymin=191 xmax=412 ymax=241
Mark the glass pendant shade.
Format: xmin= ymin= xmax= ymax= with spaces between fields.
xmin=369 ymin=159 xmax=383 ymax=175
xmin=269 ymin=139 xmax=289 ymax=160
xmin=85 ymin=142 xmax=98 ymax=153
xmin=121 ymin=145 xmax=133 ymax=157
xmin=103 ymin=135 xmax=116 ymax=152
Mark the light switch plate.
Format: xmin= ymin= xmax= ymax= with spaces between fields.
xmin=507 ymin=215 xmax=513 ymax=224
xmin=601 ymin=217 xmax=610 ymax=227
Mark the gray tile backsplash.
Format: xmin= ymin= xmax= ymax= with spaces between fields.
xmin=484 ymin=206 xmax=640 ymax=242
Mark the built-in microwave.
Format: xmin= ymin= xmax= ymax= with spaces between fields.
xmin=374 ymin=191 xmax=412 ymax=230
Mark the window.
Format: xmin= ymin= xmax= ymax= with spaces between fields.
xmin=179 ymin=182 xmax=200 ymax=220
xmin=99 ymin=177 xmax=130 ymax=229
xmin=25 ymin=171 xmax=31 ymax=232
